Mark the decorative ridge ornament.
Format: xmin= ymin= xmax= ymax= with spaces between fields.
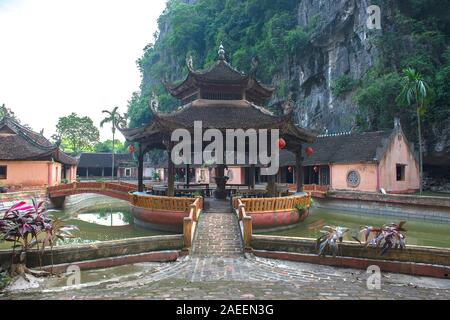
xmin=186 ymin=55 xmax=194 ymax=72
xmin=149 ymin=92 xmax=159 ymax=114
xmin=250 ymin=57 xmax=258 ymax=76
xmin=218 ymin=42 xmax=226 ymax=61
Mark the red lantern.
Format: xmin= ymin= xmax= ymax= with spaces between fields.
xmin=277 ymin=138 xmax=286 ymax=150
xmin=306 ymin=147 xmax=314 ymax=157
xmin=127 ymin=145 xmax=135 ymax=154
xmin=313 ymin=166 xmax=319 ymax=173
xmin=288 ymin=166 xmax=293 ymax=173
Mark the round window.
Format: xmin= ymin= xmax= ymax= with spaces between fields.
xmin=347 ymin=170 xmax=360 ymax=188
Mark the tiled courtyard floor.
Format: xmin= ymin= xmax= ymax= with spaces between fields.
xmin=1 ymin=200 xmax=449 ymax=300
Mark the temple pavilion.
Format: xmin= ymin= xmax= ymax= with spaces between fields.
xmin=120 ymin=44 xmax=317 ymax=198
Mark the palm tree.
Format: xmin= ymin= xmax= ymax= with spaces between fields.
xmin=397 ymin=68 xmax=431 ymax=195
xmin=100 ymin=107 xmax=121 ymax=181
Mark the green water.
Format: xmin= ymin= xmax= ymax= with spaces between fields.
xmin=0 ymin=205 xmax=173 ymax=250
xmin=257 ymin=208 xmax=450 ymax=249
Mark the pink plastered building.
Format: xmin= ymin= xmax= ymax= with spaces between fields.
xmin=0 ymin=116 xmax=77 ymax=190
xmin=280 ymin=119 xmax=420 ymax=194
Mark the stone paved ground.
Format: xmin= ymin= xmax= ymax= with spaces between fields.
xmin=1 ymin=199 xmax=449 ymax=300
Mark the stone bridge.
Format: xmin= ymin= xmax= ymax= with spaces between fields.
xmin=47 ymin=182 xmax=137 ymax=208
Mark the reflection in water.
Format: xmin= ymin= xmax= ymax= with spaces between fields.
xmin=258 ymin=208 xmax=450 ymax=249
xmin=76 ymin=212 xmax=130 ymax=227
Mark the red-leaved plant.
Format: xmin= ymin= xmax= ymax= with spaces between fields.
xmin=0 ymin=198 xmax=78 ymax=275
xmin=353 ymin=221 xmax=407 ymax=256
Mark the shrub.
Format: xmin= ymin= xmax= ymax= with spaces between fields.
xmin=331 ymin=75 xmax=356 ymax=98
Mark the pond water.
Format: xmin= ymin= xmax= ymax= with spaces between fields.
xmin=0 ymin=204 xmax=174 ymax=250
xmin=257 ymin=208 xmax=450 ymax=249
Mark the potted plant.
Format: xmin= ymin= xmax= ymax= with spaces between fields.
xmin=353 ymin=221 xmax=407 ymax=256
xmin=316 ymin=226 xmax=350 ymax=257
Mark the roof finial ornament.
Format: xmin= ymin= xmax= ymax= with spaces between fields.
xmin=218 ymin=41 xmax=226 ymax=61
xmin=149 ymin=92 xmax=159 ymax=114
xmin=186 ymin=55 xmax=194 ymax=71
xmin=250 ymin=57 xmax=258 ymax=75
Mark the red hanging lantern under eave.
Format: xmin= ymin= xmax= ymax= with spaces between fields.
xmin=127 ymin=145 xmax=135 ymax=154
xmin=305 ymin=147 xmax=314 ymax=157
xmin=277 ymin=138 xmax=286 ymax=150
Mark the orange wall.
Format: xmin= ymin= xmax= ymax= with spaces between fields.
xmin=379 ymin=132 xmax=419 ymax=192
xmin=0 ymin=161 xmax=61 ymax=187
xmin=330 ymin=163 xmax=378 ymax=192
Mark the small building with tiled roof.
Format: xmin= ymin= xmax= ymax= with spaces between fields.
xmin=76 ymin=153 xmax=136 ymax=180
xmin=0 ymin=116 xmax=77 ymax=190
xmin=278 ymin=119 xmax=420 ymax=194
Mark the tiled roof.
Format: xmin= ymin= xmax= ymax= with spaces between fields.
xmin=77 ymin=153 xmax=135 ymax=168
xmin=279 ymin=130 xmax=396 ymax=166
xmin=0 ymin=117 xmax=76 ymax=165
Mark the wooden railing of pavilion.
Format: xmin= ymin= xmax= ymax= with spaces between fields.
xmin=129 ymin=193 xmax=200 ymax=213
xmin=233 ymin=194 xmax=311 ymax=213
xmin=182 ymin=197 xmax=203 ymax=250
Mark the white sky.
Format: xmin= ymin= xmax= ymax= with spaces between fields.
xmin=0 ymin=0 xmax=167 ymax=141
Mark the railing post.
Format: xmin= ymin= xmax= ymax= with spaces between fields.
xmin=183 ymin=217 xmax=193 ymax=249
xmin=238 ymin=204 xmax=245 ymax=220
xmin=190 ymin=204 xmax=197 ymax=222
xmin=243 ymin=216 xmax=252 ymax=250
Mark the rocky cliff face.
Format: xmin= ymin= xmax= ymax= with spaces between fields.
xmin=276 ymin=0 xmax=380 ymax=132
xmin=274 ymin=0 xmax=449 ymax=170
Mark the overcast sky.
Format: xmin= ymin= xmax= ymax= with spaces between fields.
xmin=0 ymin=0 xmax=167 ymax=141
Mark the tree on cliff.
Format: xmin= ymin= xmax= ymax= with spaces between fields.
xmin=54 ymin=113 xmax=100 ymax=155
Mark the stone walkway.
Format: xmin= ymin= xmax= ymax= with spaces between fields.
xmin=1 ymin=199 xmax=449 ymax=300
xmin=192 ymin=199 xmax=243 ymax=257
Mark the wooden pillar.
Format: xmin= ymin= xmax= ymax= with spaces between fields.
xmin=86 ymin=168 xmax=89 ymax=179
xmin=267 ymin=174 xmax=277 ymax=197
xmin=167 ymin=141 xmax=175 ymax=197
xmin=138 ymin=144 xmax=144 ymax=192
xmin=186 ymin=164 xmax=190 ymax=188
xmin=295 ymin=146 xmax=303 ymax=193
xmin=250 ymin=165 xmax=256 ymax=189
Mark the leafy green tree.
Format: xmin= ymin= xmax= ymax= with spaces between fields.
xmin=100 ymin=107 xmax=122 ymax=180
xmin=54 ymin=113 xmax=100 ymax=155
xmin=94 ymin=140 xmax=127 ymax=153
xmin=397 ymin=68 xmax=432 ymax=195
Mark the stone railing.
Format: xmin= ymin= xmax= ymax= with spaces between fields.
xmin=233 ymin=194 xmax=311 ymax=213
xmin=182 ymin=197 xmax=203 ymax=250
xmin=235 ymin=198 xmax=253 ymax=250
